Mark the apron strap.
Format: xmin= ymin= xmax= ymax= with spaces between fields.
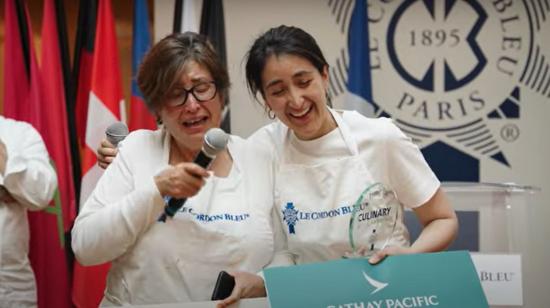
xmin=327 ymin=108 xmax=359 ymax=156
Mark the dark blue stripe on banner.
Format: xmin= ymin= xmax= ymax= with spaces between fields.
xmin=520 ymin=0 xmax=535 ymax=81
xmin=524 ymin=46 xmax=539 ymax=86
xmin=537 ymin=0 xmax=546 ymax=21
xmin=397 ymin=118 xmax=483 ymax=132
xmin=422 ymin=141 xmax=479 ymax=182
xmin=531 ymin=54 xmax=545 ymax=89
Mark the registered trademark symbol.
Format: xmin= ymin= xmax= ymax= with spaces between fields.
xmin=500 ymin=124 xmax=520 ymax=142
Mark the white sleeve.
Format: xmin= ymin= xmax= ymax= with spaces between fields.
xmin=1 ymin=122 xmax=57 ymax=210
xmin=71 ymin=146 xmax=165 ymax=265
xmin=384 ymin=119 xmax=440 ymax=208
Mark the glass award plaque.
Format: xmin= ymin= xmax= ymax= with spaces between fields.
xmin=346 ymin=182 xmax=400 ymax=258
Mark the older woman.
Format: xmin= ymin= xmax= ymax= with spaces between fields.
xmin=71 ymin=32 xmax=274 ymax=305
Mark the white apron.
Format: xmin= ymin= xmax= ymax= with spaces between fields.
xmin=101 ymin=133 xmax=273 ymax=305
xmin=274 ymin=109 xmax=409 ymax=264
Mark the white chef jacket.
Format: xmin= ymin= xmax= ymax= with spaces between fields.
xmin=0 ymin=116 xmax=57 ymax=308
xmin=251 ymin=109 xmax=440 ymax=266
xmin=72 ymin=128 xmax=275 ymax=305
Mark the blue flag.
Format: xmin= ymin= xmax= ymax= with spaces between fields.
xmin=129 ymin=0 xmax=156 ymax=131
xmin=346 ymin=0 xmax=377 ymax=117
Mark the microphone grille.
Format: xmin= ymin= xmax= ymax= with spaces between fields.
xmin=203 ymin=128 xmax=229 ymax=156
xmin=106 ymin=122 xmax=129 ymax=146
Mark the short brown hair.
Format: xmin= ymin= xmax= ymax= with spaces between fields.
xmin=137 ymin=32 xmax=230 ymax=112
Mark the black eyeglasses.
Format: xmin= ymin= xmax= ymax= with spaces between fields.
xmin=166 ymin=81 xmax=218 ymax=107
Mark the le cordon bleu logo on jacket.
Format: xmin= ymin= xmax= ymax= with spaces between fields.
xmin=284 ymin=202 xmax=355 ymax=235
xmin=328 ymin=0 xmax=549 ymax=180
xmin=281 ymin=201 xmax=392 ymax=235
xmin=164 ymin=197 xmax=251 ymax=222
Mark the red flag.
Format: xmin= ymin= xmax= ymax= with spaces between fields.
xmin=41 ymin=0 xmax=76 ymax=238
xmin=27 ymin=0 xmax=76 ymax=307
xmin=73 ymin=0 xmax=98 ymax=145
xmin=3 ymin=0 xmax=41 ymax=124
xmin=4 ymin=0 xmax=72 ymax=307
xmin=73 ymin=0 xmax=124 ymax=307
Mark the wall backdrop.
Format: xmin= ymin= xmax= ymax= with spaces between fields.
xmin=167 ymin=0 xmax=549 ymax=306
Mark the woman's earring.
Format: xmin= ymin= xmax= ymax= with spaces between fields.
xmin=267 ymin=108 xmax=276 ymax=120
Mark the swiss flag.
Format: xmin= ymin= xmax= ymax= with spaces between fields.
xmin=73 ymin=0 xmax=124 ymax=307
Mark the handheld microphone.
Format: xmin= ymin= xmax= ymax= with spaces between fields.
xmin=158 ymin=128 xmax=229 ymax=222
xmin=105 ymin=122 xmax=129 ymax=147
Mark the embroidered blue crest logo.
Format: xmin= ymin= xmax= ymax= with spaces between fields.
xmin=282 ymin=202 xmax=299 ymax=234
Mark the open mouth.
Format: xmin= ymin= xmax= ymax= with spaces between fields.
xmin=183 ymin=116 xmax=208 ymax=128
xmin=289 ymin=105 xmax=312 ymax=119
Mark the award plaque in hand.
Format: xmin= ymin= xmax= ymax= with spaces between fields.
xmin=346 ymin=182 xmax=400 ymax=258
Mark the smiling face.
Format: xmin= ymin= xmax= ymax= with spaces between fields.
xmin=261 ymin=54 xmax=336 ymax=140
xmin=158 ymin=60 xmax=222 ymax=151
